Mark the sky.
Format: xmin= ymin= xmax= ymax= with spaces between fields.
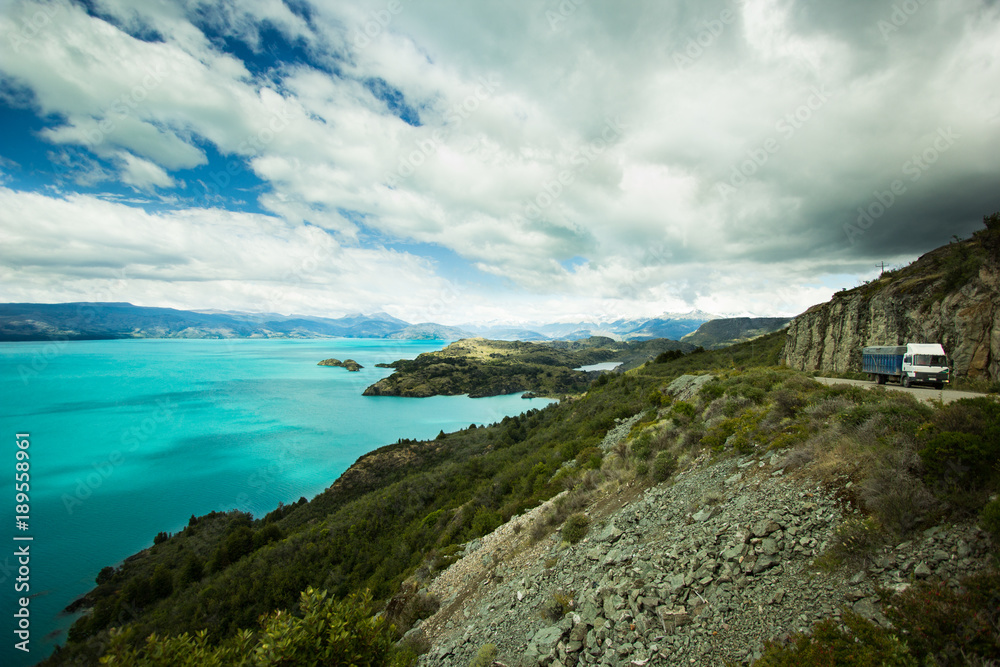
xmin=0 ymin=0 xmax=998 ymax=325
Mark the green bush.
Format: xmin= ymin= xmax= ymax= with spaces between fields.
xmin=700 ymin=381 xmax=725 ymax=402
xmin=630 ymin=432 xmax=653 ymax=460
xmin=470 ymin=507 xmax=503 ymax=537
xmin=99 ymin=588 xmax=409 ymax=666
xmin=815 ymin=516 xmax=883 ymax=571
xmin=919 ymin=431 xmax=993 ymax=488
xmin=654 ymin=350 xmax=683 ymax=364
xmin=540 ymin=591 xmax=575 ymax=622
xmin=754 ymin=610 xmax=917 ymax=666
xmin=469 ymin=643 xmax=497 ymax=667
xmin=886 ymin=570 xmax=1000 ymax=664
xmin=651 ymin=451 xmax=678 ymax=483
xmin=981 ymin=497 xmax=1000 ymax=542
xmin=561 ymin=513 xmax=589 ymax=544
xmin=671 ymin=400 xmax=697 ymax=421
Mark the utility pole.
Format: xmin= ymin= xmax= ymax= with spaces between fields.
xmin=877 ymin=261 xmax=885 ymax=275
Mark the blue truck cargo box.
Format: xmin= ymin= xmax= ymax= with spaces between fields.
xmin=862 ymin=346 xmax=905 ymax=376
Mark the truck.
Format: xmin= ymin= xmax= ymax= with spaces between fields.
xmin=862 ymin=343 xmax=950 ymax=389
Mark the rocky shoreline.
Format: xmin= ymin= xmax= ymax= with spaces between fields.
xmin=414 ymin=452 xmax=993 ymax=666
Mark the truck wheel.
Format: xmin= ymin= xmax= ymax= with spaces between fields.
xmin=903 ymin=375 xmax=911 ymax=388
xmin=935 ymin=383 xmax=944 ymax=390
xmin=876 ymin=374 xmax=885 ymax=385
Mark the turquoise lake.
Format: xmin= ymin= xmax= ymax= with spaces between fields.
xmin=0 ymin=338 xmax=553 ymax=666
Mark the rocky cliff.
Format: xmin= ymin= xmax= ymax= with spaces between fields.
xmin=782 ymin=218 xmax=1000 ymax=380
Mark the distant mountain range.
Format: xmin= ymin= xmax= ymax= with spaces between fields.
xmin=0 ymin=302 xmax=725 ymax=343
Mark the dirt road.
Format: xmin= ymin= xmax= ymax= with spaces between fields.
xmin=814 ymin=377 xmax=989 ymax=404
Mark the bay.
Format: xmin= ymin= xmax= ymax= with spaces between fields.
xmin=0 ymin=338 xmax=553 ymax=666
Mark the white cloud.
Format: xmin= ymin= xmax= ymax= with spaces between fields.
xmin=0 ymin=187 xmax=457 ymax=318
xmin=1 ymin=0 xmax=998 ymax=322
xmin=116 ymin=152 xmax=176 ymax=190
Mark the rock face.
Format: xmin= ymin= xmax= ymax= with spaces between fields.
xmin=318 ymin=358 xmax=363 ymax=371
xmin=782 ymin=236 xmax=999 ymax=380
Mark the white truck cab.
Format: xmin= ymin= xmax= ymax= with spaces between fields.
xmin=900 ymin=343 xmax=950 ymax=388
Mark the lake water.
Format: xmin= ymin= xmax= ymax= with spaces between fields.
xmin=0 ymin=338 xmax=553 ymax=666
xmin=574 ymin=361 xmax=622 ymax=372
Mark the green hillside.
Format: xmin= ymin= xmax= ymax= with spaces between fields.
xmin=43 ymin=330 xmax=1000 ymax=666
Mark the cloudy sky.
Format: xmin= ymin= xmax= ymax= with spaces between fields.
xmin=0 ymin=0 xmax=997 ymax=324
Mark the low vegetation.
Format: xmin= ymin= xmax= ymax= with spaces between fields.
xmin=756 ymin=570 xmax=1000 ymax=666
xmin=44 ymin=329 xmax=1000 ymax=666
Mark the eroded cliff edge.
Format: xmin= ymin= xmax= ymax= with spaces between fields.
xmin=782 ymin=216 xmax=1000 ymax=380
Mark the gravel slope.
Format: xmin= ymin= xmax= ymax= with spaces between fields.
xmin=414 ymin=452 xmax=992 ymax=666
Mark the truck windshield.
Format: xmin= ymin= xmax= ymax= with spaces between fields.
xmin=914 ymin=355 xmax=947 ymax=367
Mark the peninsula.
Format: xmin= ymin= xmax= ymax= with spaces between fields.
xmin=362 ymin=337 xmax=690 ymax=398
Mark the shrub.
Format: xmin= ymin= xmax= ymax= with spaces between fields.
xmin=384 ymin=582 xmax=440 ymax=635
xmin=886 ymin=570 xmax=1000 ymax=665
xmin=700 ymin=381 xmax=725 ymax=402
xmin=981 ymin=497 xmax=1000 ymax=543
xmin=630 ymin=433 xmax=653 ymax=460
xmin=99 ymin=588 xmax=409 ymax=666
xmin=96 ymin=566 xmax=116 ymax=586
xmin=471 ymin=507 xmax=503 ymax=537
xmin=838 ymin=404 xmax=876 ymax=428
xmin=530 ymin=516 xmax=551 ymax=544
xmin=561 ymin=513 xmax=589 ymax=544
xmin=469 ymin=643 xmax=497 ymax=667
xmin=754 ymin=610 xmax=917 ymax=666
xmin=919 ymin=432 xmax=993 ymax=488
xmin=815 ymin=516 xmax=883 ymax=571
xmin=671 ymin=400 xmax=697 ymax=422
xmin=651 ymin=451 xmax=678 ymax=483
xmin=575 ymin=446 xmax=602 ymax=470
xmin=654 ymin=349 xmax=683 ymax=364
xmin=540 ymin=591 xmax=575 ymax=622
xmin=770 ymin=389 xmax=806 ymax=419
xmin=859 ymin=462 xmax=937 ymax=538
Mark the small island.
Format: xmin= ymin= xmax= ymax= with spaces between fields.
xmin=318 ymin=358 xmax=363 ymax=372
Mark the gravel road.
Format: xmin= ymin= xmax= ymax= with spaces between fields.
xmin=813 ymin=377 xmax=988 ymax=404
